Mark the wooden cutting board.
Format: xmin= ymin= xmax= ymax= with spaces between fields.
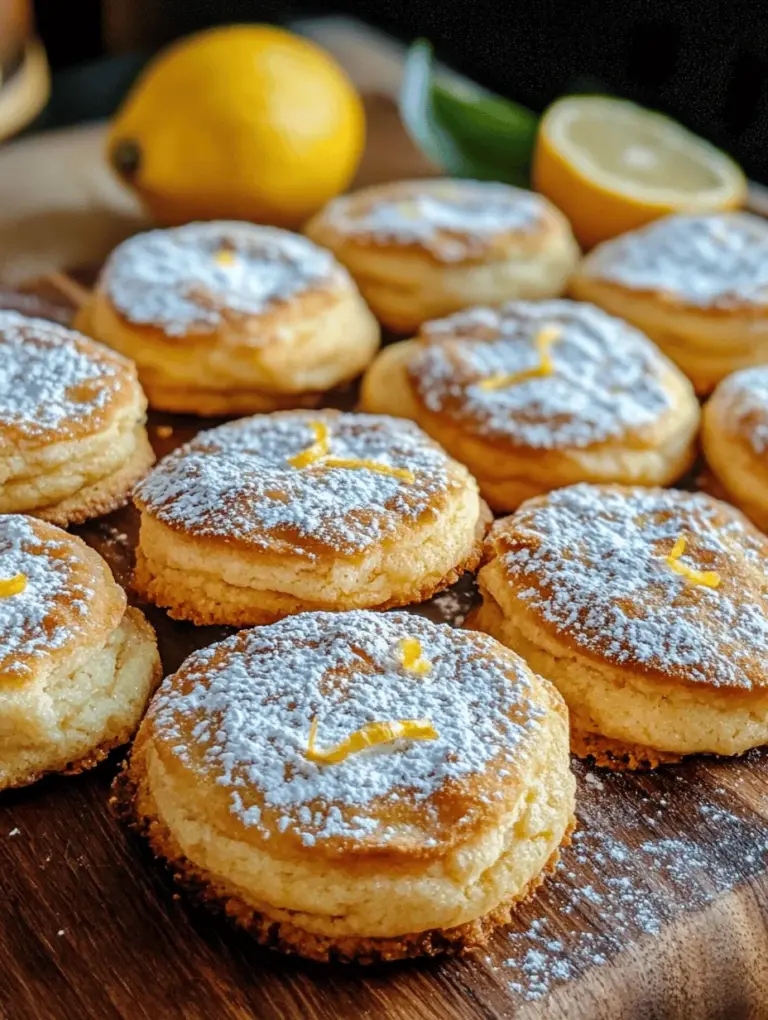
xmin=1 ymin=358 xmax=766 ymax=1020
xmin=1 ymin=21 xmax=767 ymax=1020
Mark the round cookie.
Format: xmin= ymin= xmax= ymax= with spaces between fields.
xmin=702 ymin=365 xmax=768 ymax=530
xmin=570 ymin=212 xmax=768 ymax=394
xmin=76 ymin=221 xmax=380 ymax=416
xmin=0 ymin=311 xmax=154 ymax=525
xmin=0 ymin=514 xmax=161 ymax=790
xmin=305 ymin=179 xmax=580 ymax=333
xmin=474 ymin=484 xmax=768 ymax=768
xmin=360 ymin=300 xmax=699 ymax=511
xmin=114 ymin=610 xmax=574 ymax=963
xmin=132 ymin=410 xmax=490 ymax=626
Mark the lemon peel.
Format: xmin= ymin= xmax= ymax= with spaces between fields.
xmin=479 ymin=325 xmax=561 ymax=390
xmin=0 ymin=574 xmax=27 ymax=597
xmin=306 ymin=716 xmax=438 ymax=765
xmin=213 ymin=248 xmax=236 ymax=266
xmin=323 ymin=457 xmax=415 ymax=483
xmin=288 ymin=422 xmax=414 ymax=482
xmin=397 ymin=636 xmax=432 ymax=674
xmin=288 ymin=421 xmax=330 ymax=468
xmin=665 ymin=536 xmax=721 ymax=589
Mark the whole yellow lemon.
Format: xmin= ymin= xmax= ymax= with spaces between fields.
xmin=107 ymin=25 xmax=365 ymax=228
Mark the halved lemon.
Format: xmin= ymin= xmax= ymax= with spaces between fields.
xmin=533 ymin=95 xmax=747 ymax=248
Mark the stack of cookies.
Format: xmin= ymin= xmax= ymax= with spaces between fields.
xmin=2 ymin=178 xmax=767 ymax=964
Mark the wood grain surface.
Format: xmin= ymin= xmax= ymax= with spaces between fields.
xmin=0 ymin=285 xmax=766 ymax=1020
xmin=1 ymin=28 xmax=767 ymax=1015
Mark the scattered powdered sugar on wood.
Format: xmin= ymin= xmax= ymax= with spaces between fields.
xmin=134 ymin=411 xmax=454 ymax=556
xmin=0 ymin=311 xmax=127 ymax=441
xmin=322 ymin=180 xmax=544 ymax=261
xmin=501 ymin=758 xmax=768 ymax=1001
xmin=710 ymin=364 xmax=768 ymax=454
xmin=412 ymin=300 xmax=674 ymax=449
xmin=103 ymin=221 xmax=347 ymax=336
xmin=0 ymin=515 xmax=94 ymax=682
xmin=494 ymin=484 xmax=768 ymax=688
xmin=428 ymin=586 xmax=470 ymax=626
xmin=150 ymin=611 xmax=545 ymax=847
xmin=583 ymin=212 xmax=768 ymax=306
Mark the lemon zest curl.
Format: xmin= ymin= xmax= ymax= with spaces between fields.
xmin=306 ymin=716 xmax=438 ymax=765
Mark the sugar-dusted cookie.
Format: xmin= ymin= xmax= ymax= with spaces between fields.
xmin=571 ymin=212 xmax=768 ymax=394
xmin=133 ymin=410 xmax=490 ymax=625
xmin=0 ymin=514 xmax=160 ymax=789
xmin=475 ymin=484 xmax=768 ymax=768
xmin=306 ymin=179 xmax=579 ymax=332
xmin=0 ymin=311 xmax=154 ymax=525
xmin=77 ymin=221 xmax=380 ymax=415
xmin=361 ymin=300 xmax=699 ymax=510
xmin=115 ymin=610 xmax=574 ymax=962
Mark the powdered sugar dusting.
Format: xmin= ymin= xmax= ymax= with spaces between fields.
xmin=412 ymin=301 xmax=675 ymax=449
xmin=134 ymin=411 xmax=454 ymax=556
xmin=429 ymin=587 xmax=469 ymax=626
xmin=494 ymin=484 xmax=768 ymax=687
xmin=103 ymin=222 xmax=346 ymax=337
xmin=501 ymin=759 xmax=768 ymax=1001
xmin=0 ymin=515 xmax=93 ymax=682
xmin=151 ymin=611 xmax=545 ymax=846
xmin=583 ymin=212 xmax=768 ymax=306
xmin=322 ymin=180 xmax=544 ymax=261
xmin=0 ymin=311 xmax=127 ymax=442
xmin=711 ymin=365 xmax=768 ymax=455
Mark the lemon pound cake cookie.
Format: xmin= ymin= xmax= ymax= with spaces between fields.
xmin=361 ymin=300 xmax=699 ymax=511
xmin=0 ymin=311 xmax=154 ymax=525
xmin=475 ymin=484 xmax=768 ymax=768
xmin=77 ymin=221 xmax=380 ymax=415
xmin=702 ymin=366 xmax=768 ymax=530
xmin=570 ymin=212 xmax=768 ymax=394
xmin=133 ymin=410 xmax=489 ymax=625
xmin=305 ymin=179 xmax=580 ymax=333
xmin=115 ymin=610 xmax=574 ymax=962
xmin=0 ymin=514 xmax=161 ymax=790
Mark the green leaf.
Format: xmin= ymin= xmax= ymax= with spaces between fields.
xmin=399 ymin=39 xmax=539 ymax=186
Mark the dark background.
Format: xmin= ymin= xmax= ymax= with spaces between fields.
xmin=31 ymin=0 xmax=768 ymax=182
